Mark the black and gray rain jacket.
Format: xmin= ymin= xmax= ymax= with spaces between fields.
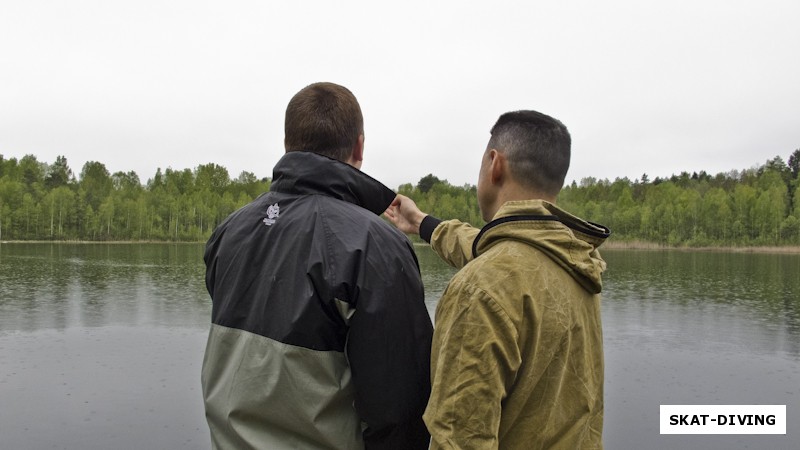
xmin=202 ymin=152 xmax=433 ymax=450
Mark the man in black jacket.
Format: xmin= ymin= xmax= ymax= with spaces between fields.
xmin=201 ymin=82 xmax=433 ymax=449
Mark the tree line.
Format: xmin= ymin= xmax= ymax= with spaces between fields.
xmin=1 ymin=150 xmax=799 ymax=246
xmin=557 ymin=151 xmax=800 ymax=246
xmin=0 ymin=155 xmax=269 ymax=241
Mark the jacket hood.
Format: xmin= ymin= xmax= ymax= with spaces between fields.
xmin=270 ymin=151 xmax=396 ymax=215
xmin=473 ymin=200 xmax=610 ymax=294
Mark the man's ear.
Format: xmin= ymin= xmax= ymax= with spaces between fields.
xmin=488 ymin=149 xmax=506 ymax=185
xmin=345 ymin=134 xmax=365 ymax=169
xmin=352 ymin=134 xmax=364 ymax=164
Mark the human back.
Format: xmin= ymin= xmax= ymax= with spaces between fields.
xmin=202 ymin=82 xmax=433 ymax=450
xmin=386 ymin=109 xmax=608 ymax=449
xmin=425 ymin=199 xmax=605 ymax=449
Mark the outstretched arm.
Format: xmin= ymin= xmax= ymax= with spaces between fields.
xmin=384 ymin=195 xmax=427 ymax=236
xmin=385 ymin=194 xmax=480 ymax=269
xmin=384 ymin=194 xmax=444 ymax=244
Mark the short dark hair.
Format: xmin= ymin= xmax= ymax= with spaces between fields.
xmin=284 ymin=82 xmax=364 ymax=162
xmin=488 ymin=110 xmax=571 ymax=196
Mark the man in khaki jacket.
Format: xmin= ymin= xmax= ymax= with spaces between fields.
xmin=386 ymin=110 xmax=609 ymax=449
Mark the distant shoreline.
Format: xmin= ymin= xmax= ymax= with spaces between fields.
xmin=3 ymin=239 xmax=800 ymax=254
xmin=601 ymin=240 xmax=800 ymax=254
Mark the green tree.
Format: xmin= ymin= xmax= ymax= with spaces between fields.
xmin=195 ymin=163 xmax=230 ymax=195
xmin=417 ymin=174 xmax=443 ymax=194
xmin=780 ymin=215 xmax=799 ymax=244
xmin=788 ymin=149 xmax=800 ymax=180
xmin=19 ymin=154 xmax=46 ymax=191
xmin=44 ymin=155 xmax=74 ymax=190
xmin=45 ymin=186 xmax=77 ymax=239
xmin=732 ymin=184 xmax=757 ymax=242
xmin=0 ymin=179 xmax=25 ymax=239
xmin=80 ymin=161 xmax=112 ymax=211
xmin=98 ymin=196 xmax=116 ymax=238
xmin=701 ymin=188 xmax=733 ymax=241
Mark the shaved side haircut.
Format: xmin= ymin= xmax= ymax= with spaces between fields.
xmin=284 ymin=82 xmax=364 ymax=162
xmin=488 ymin=110 xmax=571 ymax=196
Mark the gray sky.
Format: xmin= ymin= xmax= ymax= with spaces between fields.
xmin=2 ymin=0 xmax=798 ymax=190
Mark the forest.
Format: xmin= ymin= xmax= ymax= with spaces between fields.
xmin=1 ymin=150 xmax=799 ymax=246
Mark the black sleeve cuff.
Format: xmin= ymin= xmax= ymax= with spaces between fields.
xmin=419 ymin=215 xmax=442 ymax=244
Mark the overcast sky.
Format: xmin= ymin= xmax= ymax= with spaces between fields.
xmin=2 ymin=0 xmax=798 ymax=190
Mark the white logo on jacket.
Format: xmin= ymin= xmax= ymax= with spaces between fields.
xmin=263 ymin=203 xmax=280 ymax=226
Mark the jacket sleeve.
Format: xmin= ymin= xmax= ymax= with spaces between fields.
xmin=345 ymin=229 xmax=434 ymax=450
xmin=424 ymin=280 xmax=522 ymax=450
xmin=430 ymin=219 xmax=481 ymax=269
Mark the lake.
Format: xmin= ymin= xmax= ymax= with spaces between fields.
xmin=0 ymin=243 xmax=798 ymax=449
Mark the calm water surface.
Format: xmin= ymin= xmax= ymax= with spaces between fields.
xmin=0 ymin=243 xmax=798 ymax=449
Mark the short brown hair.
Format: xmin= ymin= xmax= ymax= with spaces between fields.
xmin=284 ymin=82 xmax=364 ymax=162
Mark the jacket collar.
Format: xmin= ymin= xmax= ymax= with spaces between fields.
xmin=269 ymin=151 xmax=396 ymax=215
xmin=473 ymin=200 xmax=611 ymax=294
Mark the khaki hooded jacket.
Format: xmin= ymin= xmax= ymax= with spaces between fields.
xmin=423 ymin=200 xmax=609 ymax=449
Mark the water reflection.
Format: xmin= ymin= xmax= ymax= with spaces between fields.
xmin=0 ymin=243 xmax=209 ymax=332
xmin=0 ymin=325 xmax=208 ymax=450
xmin=413 ymin=244 xmax=458 ymax=318
xmin=601 ymin=250 xmax=800 ymax=359
xmin=600 ymin=249 xmax=800 ymax=450
xmin=1 ymin=243 xmax=798 ymax=449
